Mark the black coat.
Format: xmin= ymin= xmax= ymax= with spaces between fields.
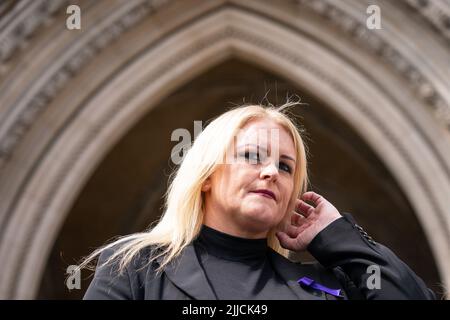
xmin=83 ymin=213 xmax=436 ymax=300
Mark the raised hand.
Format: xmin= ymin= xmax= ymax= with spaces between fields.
xmin=276 ymin=191 xmax=342 ymax=252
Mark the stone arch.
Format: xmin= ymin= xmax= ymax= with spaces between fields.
xmin=0 ymin=0 xmax=448 ymax=298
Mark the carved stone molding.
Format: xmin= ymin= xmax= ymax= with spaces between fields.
xmin=1 ymin=0 xmax=447 ymax=65
xmin=405 ymin=0 xmax=450 ymax=42
xmin=0 ymin=0 xmax=67 ymax=63
xmin=296 ymin=0 xmax=450 ymax=130
xmin=0 ymin=0 xmax=448 ymax=171
xmin=0 ymin=0 xmax=171 ymax=168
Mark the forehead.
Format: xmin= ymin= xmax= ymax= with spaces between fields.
xmin=236 ymin=118 xmax=295 ymax=150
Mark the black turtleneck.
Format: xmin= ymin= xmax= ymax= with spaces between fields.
xmin=193 ymin=224 xmax=298 ymax=300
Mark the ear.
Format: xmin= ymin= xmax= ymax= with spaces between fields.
xmin=201 ymin=178 xmax=211 ymax=192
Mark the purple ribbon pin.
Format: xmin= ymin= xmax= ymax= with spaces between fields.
xmin=297 ymin=276 xmax=343 ymax=298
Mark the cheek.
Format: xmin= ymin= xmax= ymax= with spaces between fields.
xmin=286 ymin=198 xmax=296 ymax=213
xmin=236 ymin=168 xmax=257 ymax=188
xmin=282 ymin=185 xmax=296 ymax=211
xmin=282 ymin=181 xmax=294 ymax=199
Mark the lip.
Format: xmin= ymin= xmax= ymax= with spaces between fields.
xmin=251 ymin=189 xmax=277 ymax=201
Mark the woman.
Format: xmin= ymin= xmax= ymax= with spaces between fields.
xmin=81 ymin=102 xmax=435 ymax=300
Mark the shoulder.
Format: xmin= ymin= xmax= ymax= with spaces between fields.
xmin=97 ymin=240 xmax=159 ymax=275
xmin=84 ymin=240 xmax=160 ymax=300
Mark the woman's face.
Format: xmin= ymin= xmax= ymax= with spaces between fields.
xmin=202 ymin=118 xmax=297 ymax=238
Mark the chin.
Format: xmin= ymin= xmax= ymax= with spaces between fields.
xmin=244 ymin=208 xmax=278 ymax=228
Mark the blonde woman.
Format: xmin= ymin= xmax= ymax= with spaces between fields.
xmin=82 ymin=102 xmax=435 ymax=300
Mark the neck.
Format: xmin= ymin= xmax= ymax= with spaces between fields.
xmin=203 ymin=212 xmax=269 ymax=239
xmin=194 ymin=224 xmax=268 ymax=261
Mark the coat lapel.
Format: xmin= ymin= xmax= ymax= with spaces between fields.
xmin=156 ymin=243 xmax=216 ymax=300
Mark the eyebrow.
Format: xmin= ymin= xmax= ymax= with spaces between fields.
xmin=237 ymin=144 xmax=296 ymax=163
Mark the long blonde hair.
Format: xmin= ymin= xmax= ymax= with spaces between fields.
xmin=78 ymin=101 xmax=309 ymax=276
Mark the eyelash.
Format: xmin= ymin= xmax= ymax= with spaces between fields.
xmin=240 ymin=151 xmax=292 ymax=174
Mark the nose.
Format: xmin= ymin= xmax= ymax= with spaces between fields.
xmin=260 ymin=160 xmax=279 ymax=181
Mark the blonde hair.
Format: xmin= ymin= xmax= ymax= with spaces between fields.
xmin=78 ymin=101 xmax=309 ymax=276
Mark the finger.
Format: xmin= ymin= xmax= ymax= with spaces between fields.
xmin=275 ymin=232 xmax=298 ymax=251
xmin=284 ymin=223 xmax=300 ymax=238
xmin=291 ymin=212 xmax=305 ymax=226
xmin=291 ymin=213 xmax=299 ymax=226
xmin=296 ymin=221 xmax=312 ymax=234
xmin=296 ymin=200 xmax=315 ymax=218
xmin=301 ymin=191 xmax=325 ymax=206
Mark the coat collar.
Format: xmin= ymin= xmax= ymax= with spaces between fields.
xmin=156 ymin=243 xmax=216 ymax=299
xmin=156 ymin=243 xmax=342 ymax=300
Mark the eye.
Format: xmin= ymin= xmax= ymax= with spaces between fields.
xmin=241 ymin=151 xmax=261 ymax=163
xmin=278 ymin=161 xmax=292 ymax=174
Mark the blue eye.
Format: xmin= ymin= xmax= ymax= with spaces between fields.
xmin=241 ymin=151 xmax=292 ymax=174
xmin=242 ymin=151 xmax=261 ymax=162
xmin=278 ymin=162 xmax=292 ymax=174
